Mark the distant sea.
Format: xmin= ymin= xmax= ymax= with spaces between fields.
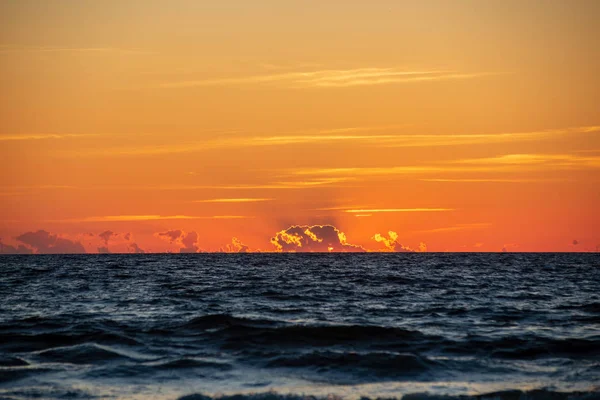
xmin=1 ymin=253 xmax=599 ymax=399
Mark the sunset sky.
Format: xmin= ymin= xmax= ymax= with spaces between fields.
xmin=1 ymin=0 xmax=599 ymax=253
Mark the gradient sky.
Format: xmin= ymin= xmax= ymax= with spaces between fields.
xmin=1 ymin=0 xmax=599 ymax=253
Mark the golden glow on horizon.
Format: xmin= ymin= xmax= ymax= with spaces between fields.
xmin=1 ymin=1 xmax=599 ymax=253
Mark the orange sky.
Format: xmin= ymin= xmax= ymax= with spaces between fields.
xmin=1 ymin=0 xmax=599 ymax=253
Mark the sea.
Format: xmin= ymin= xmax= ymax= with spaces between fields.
xmin=0 ymin=253 xmax=599 ymax=400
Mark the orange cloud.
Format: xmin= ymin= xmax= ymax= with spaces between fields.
xmin=0 ymin=133 xmax=99 ymax=141
xmin=51 ymin=215 xmax=251 ymax=222
xmin=271 ymin=225 xmax=365 ymax=252
xmin=221 ymin=237 xmax=251 ymax=253
xmin=372 ymin=231 xmax=427 ymax=253
xmin=157 ymin=67 xmax=489 ymax=89
xmin=193 ymin=198 xmax=273 ymax=203
xmin=345 ymin=208 xmax=453 ymax=214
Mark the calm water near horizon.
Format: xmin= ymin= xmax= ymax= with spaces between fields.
xmin=1 ymin=253 xmax=599 ymax=399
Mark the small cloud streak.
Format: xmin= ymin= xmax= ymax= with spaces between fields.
xmin=0 ymin=133 xmax=99 ymax=141
xmin=0 ymin=44 xmax=152 ymax=54
xmin=345 ymin=208 xmax=453 ymax=213
xmin=420 ymin=178 xmax=547 ymax=183
xmin=150 ymin=178 xmax=356 ymax=191
xmin=455 ymin=153 xmax=600 ymax=168
xmin=417 ymin=223 xmax=491 ymax=234
xmin=271 ymin=225 xmax=365 ymax=252
xmin=51 ymin=215 xmax=252 ymax=222
xmin=64 ymin=125 xmax=599 ymax=158
xmin=158 ymin=67 xmax=493 ymax=89
xmin=193 ymin=198 xmax=273 ymax=203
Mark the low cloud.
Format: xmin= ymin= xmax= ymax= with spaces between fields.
xmin=156 ymin=230 xmax=200 ymax=253
xmin=501 ymin=243 xmax=519 ymax=253
xmin=128 ymin=242 xmax=145 ymax=254
xmin=221 ymin=237 xmax=251 ymax=253
xmin=15 ymin=230 xmax=86 ymax=254
xmin=271 ymin=225 xmax=365 ymax=252
xmin=99 ymin=230 xmax=117 ymax=246
xmin=97 ymin=246 xmax=110 ymax=254
xmin=372 ymin=231 xmax=427 ymax=253
xmin=0 ymin=239 xmax=33 ymax=254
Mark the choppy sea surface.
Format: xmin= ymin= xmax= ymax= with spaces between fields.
xmin=1 ymin=253 xmax=599 ymax=400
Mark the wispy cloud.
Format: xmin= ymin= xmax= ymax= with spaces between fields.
xmin=147 ymin=177 xmax=357 ymax=191
xmin=315 ymin=206 xmax=452 ymax=214
xmin=0 ymin=133 xmax=99 ymax=141
xmin=420 ymin=178 xmax=547 ymax=183
xmin=0 ymin=185 xmax=76 ymax=196
xmin=291 ymin=152 xmax=600 ymax=179
xmin=416 ymin=223 xmax=491 ymax=234
xmin=50 ymin=215 xmax=252 ymax=223
xmin=344 ymin=208 xmax=453 ymax=213
xmin=193 ymin=198 xmax=274 ymax=203
xmin=75 ymin=133 xmax=399 ymax=156
xmin=0 ymin=44 xmax=152 ymax=55
xmin=158 ymin=67 xmax=495 ymax=89
xmin=66 ymin=125 xmax=599 ymax=157
xmin=379 ymin=126 xmax=600 ymax=148
xmin=455 ymin=153 xmax=600 ymax=168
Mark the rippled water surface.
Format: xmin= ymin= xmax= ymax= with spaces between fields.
xmin=1 ymin=253 xmax=599 ymax=399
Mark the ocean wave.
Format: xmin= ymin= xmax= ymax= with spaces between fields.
xmin=266 ymin=351 xmax=436 ymax=378
xmin=0 ymin=329 xmax=141 ymax=353
xmin=178 ymin=390 xmax=600 ymax=400
xmin=0 ymin=365 xmax=56 ymax=384
xmin=150 ymin=357 xmax=233 ymax=371
xmin=179 ymin=313 xmax=278 ymax=330
xmin=33 ymin=343 xmax=139 ymax=365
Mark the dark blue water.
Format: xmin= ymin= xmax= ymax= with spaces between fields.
xmin=1 ymin=253 xmax=599 ymax=399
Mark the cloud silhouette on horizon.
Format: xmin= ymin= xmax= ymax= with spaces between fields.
xmin=97 ymin=246 xmax=110 ymax=254
xmin=99 ymin=230 xmax=117 ymax=246
xmin=221 ymin=237 xmax=250 ymax=253
xmin=372 ymin=231 xmax=427 ymax=252
xmin=0 ymin=239 xmax=33 ymax=254
xmin=156 ymin=229 xmax=200 ymax=253
xmin=128 ymin=242 xmax=145 ymax=254
xmin=502 ymin=243 xmax=519 ymax=253
xmin=271 ymin=225 xmax=365 ymax=252
xmin=15 ymin=230 xmax=86 ymax=254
